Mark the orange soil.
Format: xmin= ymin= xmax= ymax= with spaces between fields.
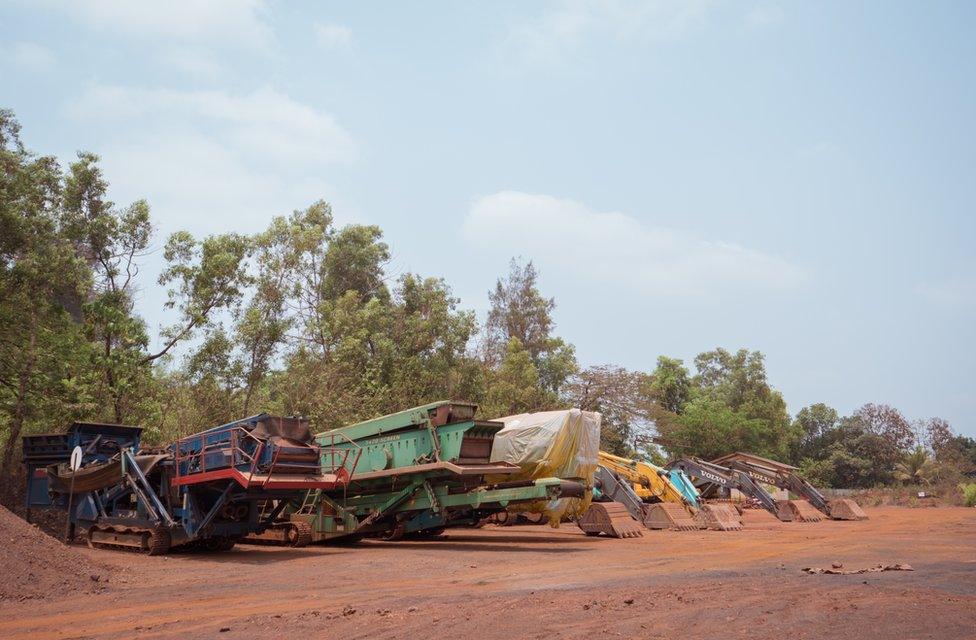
xmin=1 ymin=506 xmax=973 ymax=639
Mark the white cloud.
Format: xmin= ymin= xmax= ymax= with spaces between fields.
xmin=62 ymin=83 xmax=359 ymax=341
xmin=69 ymin=85 xmax=356 ymax=165
xmin=6 ymin=42 xmax=57 ymax=71
xmin=462 ymin=191 xmax=803 ymax=298
xmin=314 ymin=22 xmax=353 ymax=49
xmin=501 ymin=0 xmax=713 ymax=68
xmin=39 ymin=0 xmax=272 ymax=48
xmin=63 ymin=83 xmax=357 ymax=238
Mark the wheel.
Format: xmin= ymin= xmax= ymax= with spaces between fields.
xmin=148 ymin=527 xmax=171 ymax=555
xmin=216 ymin=536 xmax=237 ymax=551
xmin=278 ymin=522 xmax=313 ymax=547
xmin=407 ymin=527 xmax=446 ymax=539
xmin=377 ymin=523 xmax=405 ymax=541
xmin=203 ymin=536 xmax=237 ymax=552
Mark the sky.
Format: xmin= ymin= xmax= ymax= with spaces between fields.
xmin=1 ymin=1 xmax=974 ymax=435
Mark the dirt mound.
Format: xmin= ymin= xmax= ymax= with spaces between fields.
xmin=0 ymin=504 xmax=111 ymax=602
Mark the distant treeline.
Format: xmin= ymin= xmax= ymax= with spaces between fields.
xmin=1 ymin=108 xmax=973 ymax=490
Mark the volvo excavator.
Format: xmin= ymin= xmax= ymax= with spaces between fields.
xmin=712 ymin=452 xmax=867 ymax=521
xmin=595 ymin=452 xmax=740 ymax=531
xmin=666 ymin=457 xmax=784 ymax=526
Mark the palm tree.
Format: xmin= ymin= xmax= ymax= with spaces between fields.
xmin=893 ymin=446 xmax=936 ymax=485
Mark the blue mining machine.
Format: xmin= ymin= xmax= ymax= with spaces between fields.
xmin=22 ymin=415 xmax=352 ymax=554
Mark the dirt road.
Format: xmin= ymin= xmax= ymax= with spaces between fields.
xmin=1 ymin=506 xmax=974 ymax=639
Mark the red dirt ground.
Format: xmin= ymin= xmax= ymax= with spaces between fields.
xmin=0 ymin=506 xmax=973 ymax=639
xmin=0 ymin=504 xmax=111 ymax=602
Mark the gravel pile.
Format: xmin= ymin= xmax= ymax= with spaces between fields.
xmin=0 ymin=503 xmax=111 ymax=601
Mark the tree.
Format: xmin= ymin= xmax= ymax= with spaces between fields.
xmin=58 ymin=150 xmax=251 ymax=425
xmin=480 ymin=338 xmax=551 ymax=419
xmin=0 ymin=111 xmax=92 ymax=472
xmin=481 ymin=258 xmax=578 ymax=412
xmin=693 ymin=348 xmax=791 ymax=436
xmin=321 ymin=224 xmax=390 ymax=303
xmin=937 ymin=435 xmax=976 ymax=474
xmin=800 ymin=403 xmax=914 ymax=487
xmin=563 ymin=365 xmax=654 ymax=456
xmin=484 ymin=259 xmax=555 ymax=363
xmin=656 ymin=395 xmax=769 ymax=460
xmin=150 ymin=231 xmax=252 ymax=364
xmin=648 ymin=356 xmax=691 ymax=414
xmin=800 ymin=447 xmax=874 ymax=488
xmin=653 ymin=348 xmax=794 ymax=460
xmin=386 ymin=274 xmax=479 ymax=410
xmin=791 ymin=403 xmax=839 ymax=462
xmin=922 ymin=417 xmax=954 ymax=453
xmin=181 ymin=327 xmax=243 ymax=427
xmin=849 ymin=403 xmax=914 ymax=451
xmin=233 ymin=226 xmax=293 ymax=415
xmin=893 ymin=446 xmax=937 ymax=485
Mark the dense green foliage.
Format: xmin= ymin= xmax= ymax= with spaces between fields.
xmin=961 ymin=483 xmax=976 ymax=508
xmin=1 ymin=109 xmax=971 ymax=491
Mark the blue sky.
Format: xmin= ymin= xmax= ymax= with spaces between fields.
xmin=2 ymin=1 xmax=974 ymax=435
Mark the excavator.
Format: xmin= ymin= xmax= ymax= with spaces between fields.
xmin=666 ymin=457 xmax=785 ymax=526
xmin=577 ymin=465 xmax=651 ymax=537
xmin=595 ymin=451 xmax=740 ymax=531
xmin=599 ymin=451 xmax=698 ymax=507
xmin=712 ymin=452 xmax=867 ymax=521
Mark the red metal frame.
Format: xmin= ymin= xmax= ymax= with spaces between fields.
xmin=171 ymin=466 xmax=343 ymax=489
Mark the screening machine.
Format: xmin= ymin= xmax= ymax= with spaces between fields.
xmin=712 ymin=452 xmax=867 ymax=521
xmin=23 ymin=415 xmax=350 ymax=554
xmin=23 ymin=422 xmax=143 ymax=527
xmin=246 ymin=401 xmax=585 ymax=544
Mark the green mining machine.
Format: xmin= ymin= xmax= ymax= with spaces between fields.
xmin=246 ymin=401 xmax=585 ymax=544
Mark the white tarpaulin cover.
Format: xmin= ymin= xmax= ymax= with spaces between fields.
xmin=489 ymin=408 xmax=601 ymax=522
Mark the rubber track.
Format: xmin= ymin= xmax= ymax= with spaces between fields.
xmin=87 ymin=525 xmax=153 ymax=554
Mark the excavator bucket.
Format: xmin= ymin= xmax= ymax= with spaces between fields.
xmin=784 ymin=499 xmax=823 ymax=522
xmin=578 ymin=501 xmax=644 ymax=538
xmin=775 ymin=500 xmax=795 ymax=522
xmin=828 ymin=498 xmax=868 ymax=520
xmin=643 ymin=502 xmax=700 ymax=531
xmin=695 ymin=503 xmax=743 ymax=531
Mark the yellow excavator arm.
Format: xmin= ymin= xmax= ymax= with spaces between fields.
xmin=597 ymin=451 xmax=691 ymax=506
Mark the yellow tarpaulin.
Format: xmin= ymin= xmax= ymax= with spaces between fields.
xmin=488 ymin=408 xmax=600 ymax=524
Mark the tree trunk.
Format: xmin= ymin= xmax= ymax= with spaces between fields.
xmin=0 ymin=320 xmax=37 ymax=475
xmin=103 ymin=333 xmax=124 ymax=424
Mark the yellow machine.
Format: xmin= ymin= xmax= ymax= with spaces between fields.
xmin=596 ymin=451 xmax=742 ymax=531
xmin=598 ymin=451 xmax=692 ymax=506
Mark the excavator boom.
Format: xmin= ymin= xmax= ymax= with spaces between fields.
xmin=667 ymin=457 xmax=783 ymax=525
xmin=598 ymin=451 xmax=700 ymax=507
xmin=712 ymin=453 xmax=867 ymax=521
xmin=596 ymin=451 xmax=704 ymax=531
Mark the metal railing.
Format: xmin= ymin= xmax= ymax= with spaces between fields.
xmin=174 ymin=426 xmax=266 ymax=481
xmin=173 ymin=426 xmax=362 ymax=485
